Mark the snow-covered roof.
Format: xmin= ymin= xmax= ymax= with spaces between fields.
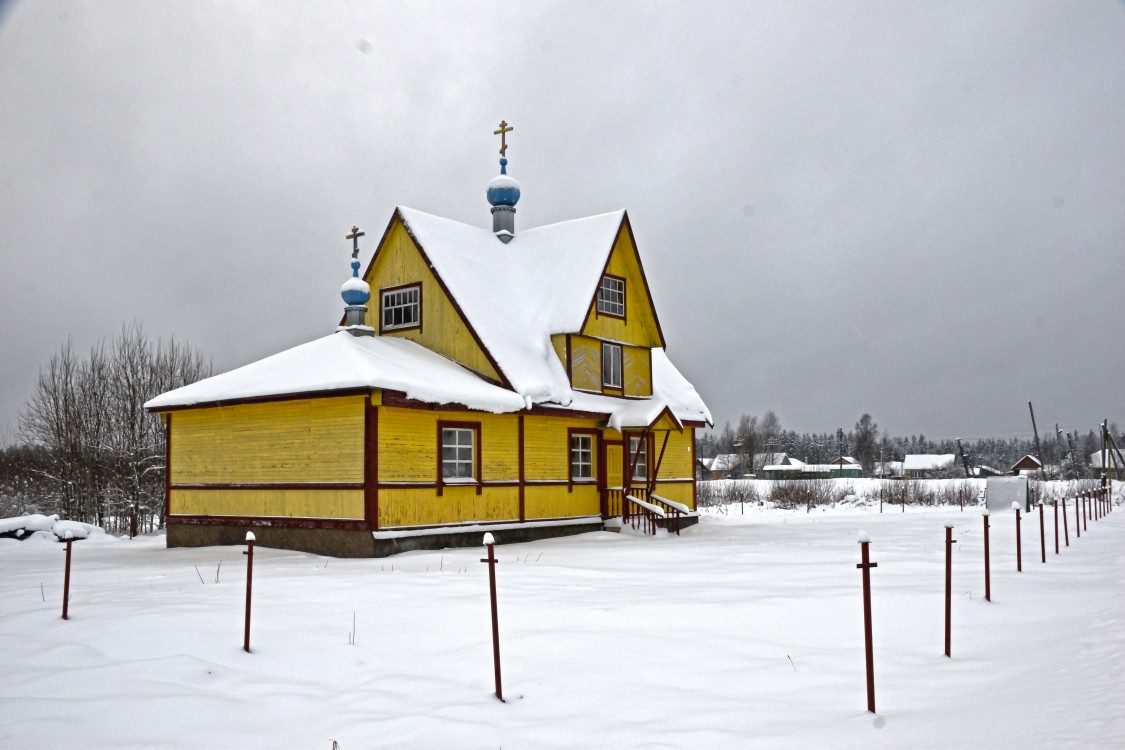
xmin=148 ymin=207 xmax=709 ymax=428
xmin=708 ymin=454 xmax=740 ymax=472
xmin=902 ymin=454 xmax=955 ymax=471
xmin=1090 ymin=451 xmax=1124 ymax=469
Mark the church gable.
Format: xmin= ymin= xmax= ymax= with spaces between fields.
xmin=363 ymin=214 xmax=504 ymax=385
xmin=580 ymin=218 xmax=665 ymax=349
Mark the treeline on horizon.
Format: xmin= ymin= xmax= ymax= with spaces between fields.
xmin=0 ymin=323 xmax=210 ymax=531
xmin=699 ymin=411 xmax=1119 ymax=477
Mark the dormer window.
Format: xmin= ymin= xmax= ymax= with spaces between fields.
xmin=380 ymin=283 xmax=421 ymax=332
xmin=602 ymin=342 xmax=622 ymax=389
xmin=596 ymin=274 xmax=625 ymax=318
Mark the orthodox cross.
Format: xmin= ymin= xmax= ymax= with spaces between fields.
xmin=346 ymin=225 xmax=365 ymax=259
xmin=493 ymin=120 xmax=513 ymax=156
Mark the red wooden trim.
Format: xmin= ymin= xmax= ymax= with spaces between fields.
xmin=598 ymin=430 xmax=608 ymax=519
xmin=565 ymin=334 xmax=573 ymax=383
xmin=437 ymin=420 xmax=482 ymax=496
xmin=518 ymin=415 xmax=526 ymax=522
xmin=164 ymin=414 xmax=172 ymax=525
xmin=620 ymin=212 xmax=666 ymax=348
xmin=171 ymin=482 xmax=366 ymax=490
xmin=651 ymin=431 xmax=670 ymax=494
xmin=147 ymin=387 xmax=372 ymax=414
xmin=375 ymin=515 xmax=600 ymax=533
xmin=168 ymin=515 xmax=369 ymax=531
xmin=377 ymin=281 xmax=423 ymax=335
xmin=381 ymin=389 xmax=612 ymax=421
xmin=377 ymin=480 xmax=552 ymax=489
xmin=365 ymin=400 xmax=379 ymax=530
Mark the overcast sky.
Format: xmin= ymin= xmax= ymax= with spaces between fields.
xmin=1 ymin=1 xmax=1122 ymax=446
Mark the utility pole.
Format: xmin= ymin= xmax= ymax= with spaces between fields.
xmin=1028 ymin=402 xmax=1044 ymax=479
xmin=1065 ymin=431 xmax=1082 ymax=481
xmin=956 ymin=438 xmax=971 ymax=478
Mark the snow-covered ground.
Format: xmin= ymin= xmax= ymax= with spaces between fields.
xmin=2 ymin=500 xmax=1123 ymax=749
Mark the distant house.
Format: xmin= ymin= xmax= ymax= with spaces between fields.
xmin=696 ymin=457 xmax=714 ymax=482
xmin=1010 ymin=455 xmax=1043 ymax=475
xmin=827 ymin=456 xmax=860 ymax=468
xmin=1090 ymin=451 xmax=1124 ymax=479
xmin=762 ymin=458 xmax=861 ymax=480
xmin=708 ymin=453 xmax=744 ymax=480
xmin=902 ymin=454 xmax=955 ymax=478
xmin=753 ymin=452 xmax=792 ymax=473
xmin=874 ymin=461 xmax=903 ymax=478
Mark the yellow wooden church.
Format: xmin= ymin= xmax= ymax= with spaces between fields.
xmin=145 ymin=124 xmax=711 ymax=556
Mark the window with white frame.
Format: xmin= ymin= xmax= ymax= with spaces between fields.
xmin=602 ymin=342 xmax=622 ymax=389
xmin=571 ymin=434 xmax=594 ymax=480
xmin=441 ymin=427 xmax=475 ymax=480
xmin=381 ymin=284 xmax=420 ymax=331
xmin=629 ymin=435 xmax=648 ymax=481
xmin=597 ymin=275 xmax=625 ymax=317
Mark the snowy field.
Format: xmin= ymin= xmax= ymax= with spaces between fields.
xmin=2 ymin=499 xmax=1124 ymax=749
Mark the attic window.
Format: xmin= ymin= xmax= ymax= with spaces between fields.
xmin=596 ymin=275 xmax=625 ymax=318
xmin=381 ymin=284 xmax=421 ymax=332
xmin=602 ymin=342 xmax=622 ymax=389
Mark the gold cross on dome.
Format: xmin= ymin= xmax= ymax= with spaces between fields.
xmin=346 ymin=225 xmax=365 ymax=258
xmin=493 ymin=120 xmax=513 ymax=156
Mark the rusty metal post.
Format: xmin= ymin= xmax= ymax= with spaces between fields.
xmin=982 ymin=511 xmax=991 ymax=602
xmin=1052 ymin=500 xmax=1059 ymax=554
xmin=856 ymin=532 xmax=877 ymax=713
xmin=1075 ymin=493 xmax=1081 ymax=539
xmin=61 ymin=534 xmax=73 ymax=620
xmin=1038 ymin=502 xmax=1046 ymax=564
xmin=243 ymin=531 xmax=255 ymax=653
xmin=1083 ymin=492 xmax=1088 ymax=531
xmin=944 ymin=524 xmax=956 ymax=657
xmin=481 ymin=532 xmax=504 ymax=702
xmin=1013 ymin=502 xmax=1022 ymax=572
xmin=1062 ymin=497 xmax=1069 ymax=547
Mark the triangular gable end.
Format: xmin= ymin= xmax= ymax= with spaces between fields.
xmin=580 ymin=212 xmax=666 ymax=349
xmin=647 ymin=405 xmax=684 ymax=433
xmin=359 ymin=210 xmax=511 ymax=388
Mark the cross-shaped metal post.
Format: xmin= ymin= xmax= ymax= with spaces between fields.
xmin=856 ymin=534 xmax=878 ymax=713
xmin=493 ymin=120 xmax=513 ymax=156
xmin=346 ymin=225 xmax=365 ymax=259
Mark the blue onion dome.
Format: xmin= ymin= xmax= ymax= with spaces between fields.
xmin=340 ymin=258 xmax=370 ymax=306
xmin=486 ymin=157 xmax=521 ymax=206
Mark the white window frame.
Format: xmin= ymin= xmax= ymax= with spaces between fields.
xmin=571 ymin=434 xmax=594 ymax=481
xmin=602 ymin=342 xmax=622 ymax=389
xmin=381 ymin=284 xmax=420 ymax=332
xmin=597 ymin=275 xmax=626 ymax=317
xmin=629 ymin=435 xmax=648 ymax=482
xmin=441 ymin=427 xmax=475 ymax=481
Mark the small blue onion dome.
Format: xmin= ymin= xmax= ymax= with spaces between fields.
xmin=340 ymin=258 xmax=370 ymax=306
xmin=486 ymin=157 xmax=521 ymax=206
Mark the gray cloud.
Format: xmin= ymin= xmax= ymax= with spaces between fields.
xmin=1 ymin=0 xmax=1122 ymax=444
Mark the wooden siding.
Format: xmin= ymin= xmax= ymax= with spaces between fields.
xmin=364 ymin=220 xmax=501 ymax=382
xmin=651 ymin=481 xmax=693 ymax=507
xmin=656 ymin=428 xmax=695 ymax=483
xmin=171 ymin=488 xmax=364 ymax=519
xmin=524 ymin=483 xmax=600 ymax=519
xmin=377 ymin=407 xmax=519 ymax=483
xmin=570 ymin=336 xmax=601 ymax=392
xmin=522 ymin=415 xmax=602 ymax=481
xmin=581 ymin=225 xmax=663 ymax=348
xmin=623 ymin=346 xmax=652 ymax=398
xmin=171 ymin=397 xmax=365 ymax=484
xmin=378 ymin=486 xmax=519 ymax=527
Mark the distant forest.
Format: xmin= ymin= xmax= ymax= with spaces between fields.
xmin=698 ymin=411 xmax=1119 ymax=478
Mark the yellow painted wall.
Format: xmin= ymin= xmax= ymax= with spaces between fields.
xmin=171 ymin=488 xmax=364 ymax=519
xmin=652 ymin=482 xmax=693 ymax=508
xmin=569 ymin=336 xmax=601 ymax=392
xmin=581 ymin=226 xmax=663 ymax=348
xmin=623 ymin=346 xmax=652 ymax=398
xmin=378 ymin=486 xmax=519 ymax=527
xmin=522 ymin=415 xmax=602 ymax=481
xmin=377 ymin=407 xmax=519 ymax=483
xmin=524 ymin=483 xmax=600 ymax=519
xmin=364 ymin=220 xmax=501 ymax=383
xmin=655 ymin=428 xmax=694 ymax=480
xmin=171 ymin=397 xmax=364 ymax=484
